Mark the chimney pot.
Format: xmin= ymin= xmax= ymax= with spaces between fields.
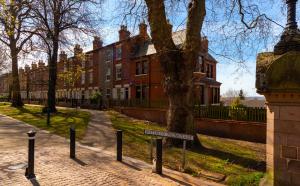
xmin=139 ymin=21 xmax=148 ymax=40
xmin=119 ymin=25 xmax=130 ymax=41
xmin=93 ymin=36 xmax=103 ymax=50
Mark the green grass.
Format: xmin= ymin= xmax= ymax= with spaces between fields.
xmin=0 ymin=103 xmax=90 ymax=139
xmin=108 ymin=110 xmax=265 ymax=186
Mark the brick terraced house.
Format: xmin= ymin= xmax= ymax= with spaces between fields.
xmin=0 ymin=23 xmax=221 ymax=107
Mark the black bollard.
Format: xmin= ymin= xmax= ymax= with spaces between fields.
xmin=70 ymin=125 xmax=76 ymax=159
xmin=156 ymin=138 xmax=163 ymax=174
xmin=116 ymin=130 xmax=122 ymax=161
xmin=25 ymin=130 xmax=36 ymax=179
xmin=47 ymin=107 xmax=50 ymax=127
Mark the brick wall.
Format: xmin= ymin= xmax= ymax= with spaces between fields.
xmin=195 ymin=118 xmax=266 ymax=143
xmin=115 ymin=107 xmax=167 ymax=124
xmin=115 ymin=107 xmax=266 ymax=143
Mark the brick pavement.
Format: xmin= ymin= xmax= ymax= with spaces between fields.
xmin=0 ymin=114 xmax=223 ymax=186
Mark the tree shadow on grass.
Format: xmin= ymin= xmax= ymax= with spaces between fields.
xmin=190 ymin=146 xmax=266 ymax=172
xmin=16 ymin=107 xmax=44 ymax=119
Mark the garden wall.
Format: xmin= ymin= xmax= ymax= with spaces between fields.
xmin=114 ymin=107 xmax=167 ymax=124
xmin=115 ymin=107 xmax=266 ymax=143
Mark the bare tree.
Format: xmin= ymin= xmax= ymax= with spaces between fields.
xmin=222 ymin=89 xmax=240 ymax=98
xmin=0 ymin=0 xmax=35 ymax=107
xmin=31 ymin=0 xmax=102 ymax=112
xmin=118 ymin=0 xmax=279 ymax=146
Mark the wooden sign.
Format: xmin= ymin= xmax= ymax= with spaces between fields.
xmin=144 ymin=130 xmax=194 ymax=141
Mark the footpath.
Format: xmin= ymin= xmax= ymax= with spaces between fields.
xmin=0 ymin=107 xmax=223 ymax=186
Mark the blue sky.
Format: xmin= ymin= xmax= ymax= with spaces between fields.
xmin=97 ymin=0 xmax=290 ymax=96
xmin=20 ymin=1 xmax=294 ymax=96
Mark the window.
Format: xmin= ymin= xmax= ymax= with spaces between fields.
xmin=105 ymin=48 xmax=113 ymax=61
xmin=106 ymin=67 xmax=111 ymax=81
xmin=89 ymin=70 xmax=93 ymax=84
xmin=88 ymin=54 xmax=93 ymax=67
xmin=116 ymin=45 xmax=122 ymax=60
xmin=200 ymin=85 xmax=204 ymax=104
xmin=211 ymin=88 xmax=220 ymax=104
xmin=206 ymin=64 xmax=213 ymax=78
xmin=82 ymin=61 xmax=85 ymax=68
xmin=81 ymin=72 xmax=85 ymax=84
xmin=196 ymin=56 xmax=204 ymax=72
xmin=136 ymin=85 xmax=147 ymax=100
xmin=117 ymin=88 xmax=121 ymax=99
xmin=115 ymin=64 xmax=122 ymax=80
xmin=124 ymin=87 xmax=129 ymax=100
xmin=106 ymin=88 xmax=111 ymax=98
xmin=136 ymin=60 xmax=148 ymax=75
xmin=64 ymin=63 xmax=67 ymax=72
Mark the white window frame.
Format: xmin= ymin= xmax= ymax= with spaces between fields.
xmin=116 ymin=45 xmax=122 ymax=60
xmin=106 ymin=67 xmax=111 ymax=81
xmin=115 ymin=64 xmax=122 ymax=80
xmin=89 ymin=70 xmax=93 ymax=84
xmin=106 ymin=88 xmax=111 ymax=98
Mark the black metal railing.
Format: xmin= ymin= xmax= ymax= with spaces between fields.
xmin=194 ymin=105 xmax=266 ymax=123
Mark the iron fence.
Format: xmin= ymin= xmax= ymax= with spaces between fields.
xmin=194 ymin=105 xmax=266 ymax=123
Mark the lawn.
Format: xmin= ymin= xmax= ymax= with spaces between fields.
xmin=108 ymin=110 xmax=266 ymax=186
xmin=0 ymin=103 xmax=90 ymax=139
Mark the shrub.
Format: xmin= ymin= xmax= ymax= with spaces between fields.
xmin=90 ymin=92 xmax=102 ymax=104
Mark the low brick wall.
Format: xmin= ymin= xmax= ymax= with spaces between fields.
xmin=115 ymin=107 xmax=167 ymax=124
xmin=195 ymin=119 xmax=266 ymax=143
xmin=115 ymin=107 xmax=266 ymax=143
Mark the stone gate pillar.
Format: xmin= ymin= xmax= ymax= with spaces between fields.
xmin=256 ymin=1 xmax=300 ymax=185
xmin=256 ymin=51 xmax=300 ymax=186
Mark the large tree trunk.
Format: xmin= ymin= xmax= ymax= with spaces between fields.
xmin=10 ymin=43 xmax=23 ymax=107
xmin=145 ymin=0 xmax=205 ymax=147
xmin=160 ymin=51 xmax=200 ymax=147
xmin=47 ymin=39 xmax=59 ymax=113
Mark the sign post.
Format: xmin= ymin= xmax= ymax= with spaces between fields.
xmin=149 ymin=137 xmax=153 ymax=161
xmin=182 ymin=140 xmax=187 ymax=170
xmin=144 ymin=130 xmax=194 ymax=172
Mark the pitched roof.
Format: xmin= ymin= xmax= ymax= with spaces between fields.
xmin=200 ymin=77 xmax=222 ymax=86
xmin=132 ymin=30 xmax=217 ymax=63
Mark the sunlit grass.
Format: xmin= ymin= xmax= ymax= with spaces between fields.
xmin=108 ymin=110 xmax=265 ymax=186
xmin=0 ymin=103 xmax=90 ymax=139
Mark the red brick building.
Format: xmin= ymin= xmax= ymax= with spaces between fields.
xmin=0 ymin=23 xmax=221 ymax=106
xmin=0 ymin=73 xmax=11 ymax=98
xmin=107 ymin=24 xmax=221 ymax=106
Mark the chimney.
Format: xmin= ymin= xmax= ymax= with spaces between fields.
xmin=74 ymin=44 xmax=83 ymax=56
xmin=38 ymin=60 xmax=45 ymax=68
xmin=59 ymin=51 xmax=68 ymax=62
xmin=119 ymin=25 xmax=130 ymax=41
xmin=19 ymin=68 xmax=24 ymax=74
xmin=25 ymin=64 xmax=30 ymax=72
xmin=139 ymin=21 xmax=149 ymax=40
xmin=201 ymin=36 xmax=208 ymax=53
xmin=31 ymin=63 xmax=37 ymax=69
xmin=93 ymin=36 xmax=103 ymax=50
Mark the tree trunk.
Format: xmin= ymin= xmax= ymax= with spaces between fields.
xmin=160 ymin=52 xmax=202 ymax=147
xmin=145 ymin=0 xmax=205 ymax=147
xmin=10 ymin=43 xmax=23 ymax=107
xmin=47 ymin=39 xmax=59 ymax=113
